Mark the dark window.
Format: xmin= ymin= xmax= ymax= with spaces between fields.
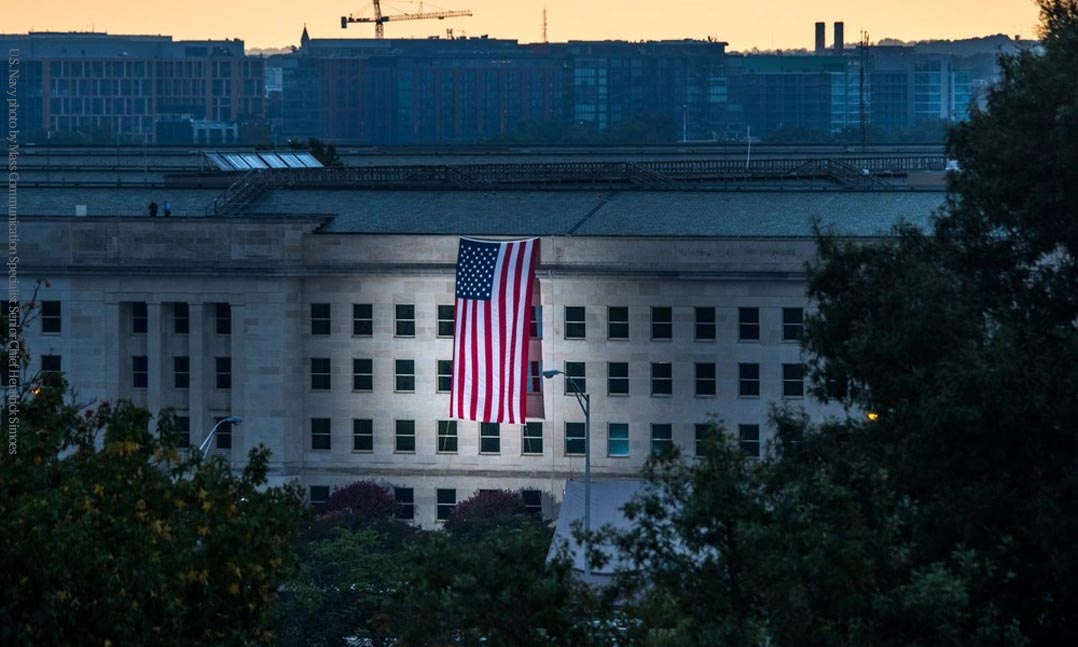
xmin=695 ymin=363 xmax=716 ymax=396
xmin=783 ymin=363 xmax=805 ymax=398
xmin=352 ymin=358 xmax=373 ymax=391
xmin=395 ymin=359 xmax=415 ymax=392
xmin=437 ymin=360 xmax=453 ymax=392
xmin=309 ymin=486 xmax=330 ymax=515
xmin=651 ymin=307 xmax=672 ymax=340
xmin=522 ymin=422 xmax=543 ymax=455
xmin=695 ymin=307 xmax=716 ymax=341
xmin=436 ymin=488 xmax=456 ymax=521
xmin=216 ymin=357 xmax=231 ymax=390
xmin=395 ymin=487 xmax=415 ymax=520
xmin=311 ymin=303 xmax=331 ymax=335
xmin=608 ymin=306 xmax=629 ymax=340
xmin=480 ymin=423 xmax=500 ymax=454
xmin=353 ymin=304 xmax=373 ymax=336
xmin=174 ymin=302 xmax=190 ymax=334
xmin=608 ymin=362 xmax=629 ymax=395
xmin=564 ymin=362 xmax=586 ymax=394
xmin=395 ymin=420 xmax=415 ymax=452
xmin=311 ymin=358 xmax=331 ymax=390
xmin=41 ymin=301 xmax=61 ymax=334
xmin=174 ymin=356 xmax=190 ymax=389
xmin=215 ymin=303 xmax=231 ymax=335
xmin=565 ymin=422 xmax=585 ymax=456
xmin=438 ymin=420 xmax=458 ymax=453
xmin=41 ymin=354 xmax=62 ymax=376
xmin=353 ymin=419 xmax=373 ymax=452
xmin=608 ymin=423 xmax=629 ymax=457
xmin=437 ymin=305 xmax=455 ymax=337
xmin=564 ymin=306 xmax=586 ymax=339
xmin=651 ymin=363 xmax=672 ymax=396
xmin=738 ymin=363 xmax=760 ymax=397
xmin=132 ymin=302 xmax=148 ymax=334
xmin=530 ymin=305 xmax=543 ymax=339
xmin=395 ymin=305 xmax=415 ymax=337
xmin=213 ymin=416 xmax=234 ymax=450
xmin=739 ymin=424 xmax=761 ymax=458
xmin=651 ymin=424 xmax=673 ymax=455
xmin=174 ymin=415 xmax=190 ymax=448
xmin=695 ymin=423 xmax=717 ymax=457
xmin=311 ymin=418 xmax=331 ymax=451
xmin=527 ymin=361 xmax=543 ymax=394
xmin=132 ymin=355 xmax=148 ymax=389
xmin=739 ymin=307 xmax=759 ymax=341
xmin=782 ymin=308 xmax=804 ymax=342
xmin=521 ymin=489 xmax=542 ymax=517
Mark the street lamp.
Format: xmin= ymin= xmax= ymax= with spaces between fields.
xmin=542 ymin=368 xmax=592 ymax=578
xmin=198 ymin=416 xmax=243 ymax=459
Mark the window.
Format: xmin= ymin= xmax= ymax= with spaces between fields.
xmin=608 ymin=306 xmax=629 ymax=340
xmin=132 ymin=356 xmax=148 ymax=389
xmin=436 ymin=488 xmax=456 ymax=521
xmin=437 ymin=360 xmax=453 ymax=393
xmin=651 ymin=363 xmax=672 ymax=396
xmin=437 ymin=420 xmax=458 ymax=453
xmin=651 ymin=424 xmax=673 ymax=455
xmin=608 ymin=423 xmax=629 ymax=457
xmin=738 ymin=307 xmax=759 ymax=341
xmin=695 ymin=424 xmax=717 ymax=457
xmin=530 ymin=305 xmax=543 ymax=339
xmin=695 ymin=307 xmax=716 ymax=341
xmin=174 ymin=302 xmax=189 ymax=334
xmin=311 ymin=418 xmax=331 ymax=451
xmin=41 ymin=301 xmax=61 ymax=333
xmin=353 ymin=419 xmax=373 ymax=452
xmin=395 ymin=359 xmax=415 ymax=392
xmin=527 ymin=362 xmax=543 ymax=394
xmin=216 ymin=357 xmax=232 ymax=390
xmin=437 ymin=305 xmax=455 ymax=337
xmin=651 ymin=307 xmax=672 ymax=340
xmin=739 ymin=424 xmax=761 ymax=458
xmin=522 ymin=422 xmax=543 ymax=455
xmin=353 ymin=303 xmax=373 ymax=336
xmin=395 ymin=304 xmax=415 ymax=337
xmin=395 ymin=487 xmax=415 ymax=520
xmin=174 ymin=356 xmax=190 ymax=389
xmin=522 ymin=489 xmax=542 ymax=517
xmin=309 ymin=486 xmax=330 ymax=515
xmin=395 ymin=420 xmax=415 ymax=452
xmin=353 ymin=359 xmax=373 ymax=391
xmin=41 ymin=354 xmax=62 ymax=377
xmin=565 ymin=422 xmax=585 ymax=456
xmin=480 ymin=423 xmax=500 ymax=454
xmin=564 ymin=362 xmax=586 ymax=394
xmin=695 ymin=363 xmax=716 ymax=396
xmin=608 ymin=362 xmax=629 ymax=396
xmin=174 ymin=415 xmax=190 ymax=448
xmin=311 ymin=358 xmax=331 ymax=390
xmin=215 ymin=303 xmax=231 ymax=335
xmin=132 ymin=302 xmax=148 ymax=334
xmin=213 ymin=416 xmax=234 ymax=450
xmin=564 ymin=306 xmax=586 ymax=339
xmin=738 ymin=363 xmax=760 ymax=397
xmin=782 ymin=363 xmax=805 ymax=398
xmin=310 ymin=303 xmax=331 ymax=335
xmin=782 ymin=308 xmax=804 ymax=342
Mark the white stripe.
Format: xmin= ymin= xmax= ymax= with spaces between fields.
xmin=475 ymin=298 xmax=488 ymax=419
xmin=492 ymin=242 xmax=516 ymax=422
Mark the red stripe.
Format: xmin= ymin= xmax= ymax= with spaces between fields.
xmin=451 ymin=297 xmax=466 ymax=418
xmin=519 ymin=240 xmax=539 ymax=420
xmin=481 ymin=298 xmax=494 ymax=422
xmin=469 ymin=299 xmax=480 ymax=420
xmin=501 ymin=242 xmax=518 ymax=422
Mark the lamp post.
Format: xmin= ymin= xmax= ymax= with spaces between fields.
xmin=198 ymin=416 xmax=243 ymax=459
xmin=542 ymin=368 xmax=591 ymax=578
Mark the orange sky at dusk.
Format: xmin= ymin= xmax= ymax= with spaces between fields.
xmin=6 ymin=0 xmax=1042 ymax=51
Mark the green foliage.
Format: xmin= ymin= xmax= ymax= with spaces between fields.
xmin=0 ymin=376 xmax=305 ymax=647
xmin=443 ymin=488 xmax=528 ymax=537
xmin=323 ymin=480 xmax=396 ymax=521
xmin=291 ymin=137 xmax=344 ymax=167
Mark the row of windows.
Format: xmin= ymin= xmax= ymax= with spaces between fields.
xmin=35 ymin=301 xmax=233 ymax=336
xmin=306 ymin=418 xmax=763 ymax=459
xmin=307 ymin=486 xmax=543 ymax=521
xmin=306 ymin=358 xmax=807 ymax=399
xmin=130 ymin=356 xmax=231 ymax=390
xmin=308 ymin=303 xmax=804 ymax=342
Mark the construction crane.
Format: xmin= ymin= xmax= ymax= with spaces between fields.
xmin=341 ymin=1 xmax=472 ymax=39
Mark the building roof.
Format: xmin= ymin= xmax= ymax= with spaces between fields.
xmin=548 ymin=479 xmax=646 ymax=586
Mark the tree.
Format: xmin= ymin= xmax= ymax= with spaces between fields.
xmin=322 ymin=480 xmax=396 ymax=522
xmin=0 ymin=329 xmax=305 ymax=646
xmin=443 ymin=489 xmax=528 ymax=537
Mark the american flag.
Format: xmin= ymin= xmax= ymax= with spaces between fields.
xmin=450 ymin=237 xmax=540 ymax=423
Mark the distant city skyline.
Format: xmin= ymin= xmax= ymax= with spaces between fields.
xmin=8 ymin=0 xmax=1041 ymax=51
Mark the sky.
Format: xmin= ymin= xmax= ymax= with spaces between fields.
xmin=6 ymin=0 xmax=1043 ymax=51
